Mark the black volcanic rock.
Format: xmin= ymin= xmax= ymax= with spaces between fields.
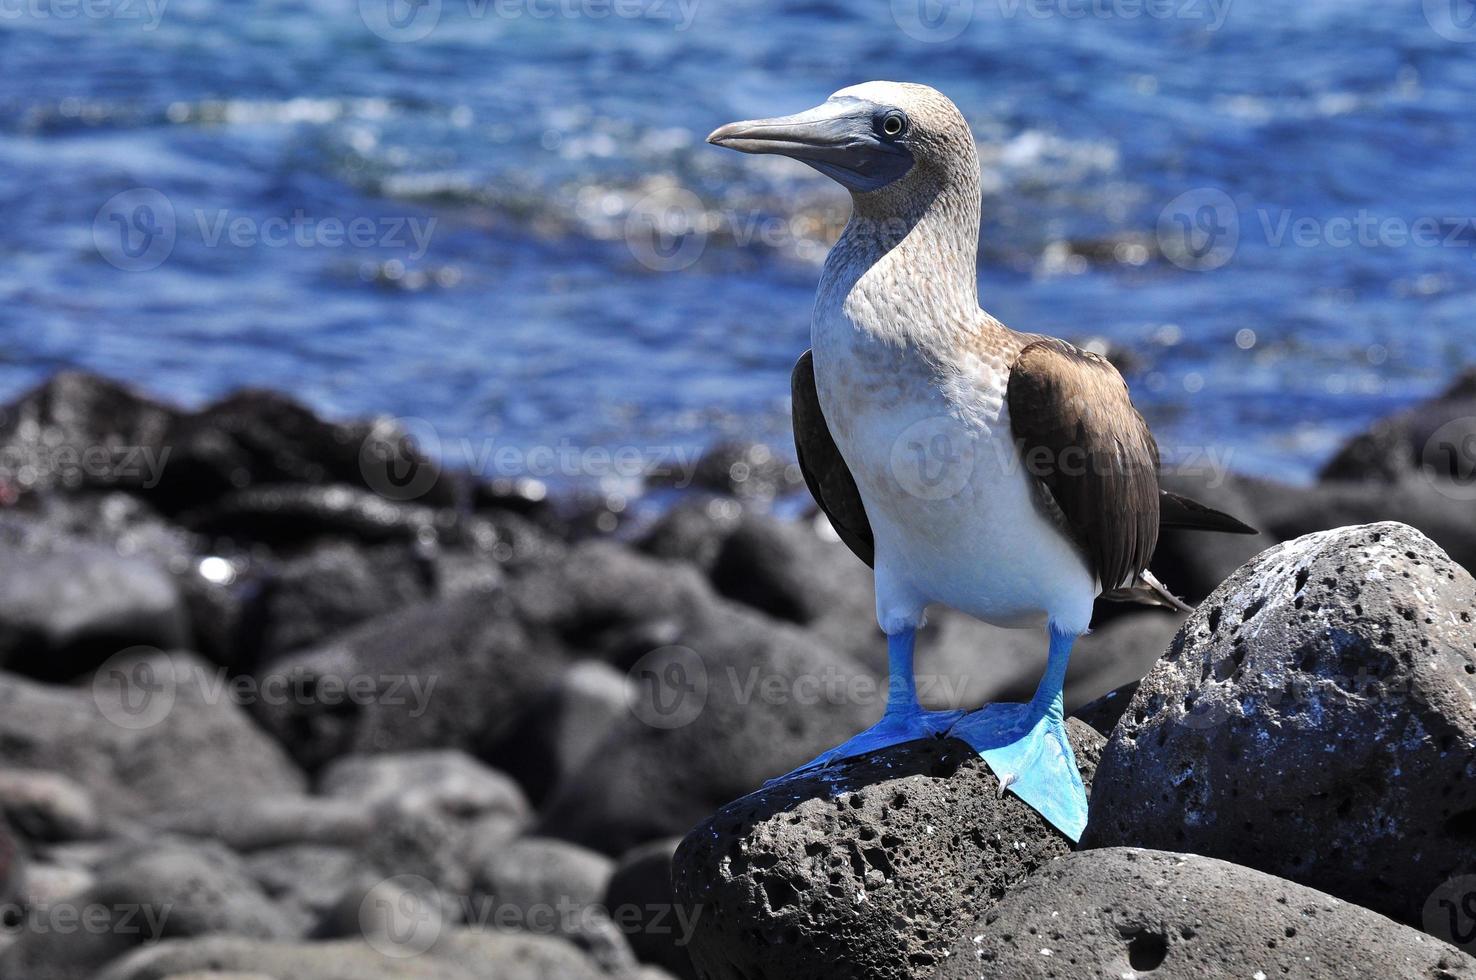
xmin=680 ymin=441 xmax=803 ymax=501
xmin=0 ymin=840 xmax=293 ymax=980
xmin=1320 ymin=367 xmax=1476 ymax=484
xmin=484 ymin=660 xmax=630 ymax=806
xmin=0 ymin=514 xmax=190 ymax=680
xmin=0 ymin=372 xmax=177 ymax=498
xmin=250 ymin=590 xmax=566 ymax=773
xmin=605 ymin=837 xmax=698 ymax=980
xmin=0 ymin=372 xmax=460 ymax=515
xmin=1070 ymin=679 xmax=1139 ymax=737
xmin=1235 ymin=473 xmax=1476 ymax=577
xmin=95 ymin=931 xmax=607 ymax=980
xmin=939 ymin=847 xmax=1475 ymax=979
xmin=259 ymin=540 xmax=429 ymax=654
xmin=0 ymin=651 xmax=304 ymax=822
xmin=0 ymin=814 xmax=21 ymax=911
xmin=533 ymin=587 xmax=878 ymax=857
xmin=1083 ymin=522 xmax=1476 ymax=930
xmin=672 ymin=725 xmax=1103 ymax=980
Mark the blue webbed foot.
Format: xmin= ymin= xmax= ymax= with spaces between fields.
xmin=948 ymin=624 xmax=1088 ymax=842
xmin=948 ymin=701 xmax=1087 ymax=841
xmin=763 ymin=626 xmax=963 ymax=788
xmin=763 ymin=706 xmax=964 ymax=788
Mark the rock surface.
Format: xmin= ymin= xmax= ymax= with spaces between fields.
xmin=1320 ymin=367 xmax=1476 ymax=484
xmin=1084 ymin=522 xmax=1476 ymax=929
xmin=673 ymin=725 xmax=1103 ymax=980
xmin=605 ymin=838 xmax=698 ymax=980
xmin=0 ymin=651 xmax=305 ymax=820
xmin=939 ymin=847 xmax=1476 ymax=979
xmin=7 ymin=370 xmax=1476 ymax=979
xmin=95 ymin=931 xmax=606 ymax=980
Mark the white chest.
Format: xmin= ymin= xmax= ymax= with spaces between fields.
xmin=808 ymin=270 xmax=1096 ymax=634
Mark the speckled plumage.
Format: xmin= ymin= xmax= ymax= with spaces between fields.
xmin=712 ymin=81 xmax=1255 ymax=840
xmin=809 ymin=81 xmax=1099 ymax=636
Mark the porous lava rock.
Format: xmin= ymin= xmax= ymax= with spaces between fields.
xmin=938 ymin=847 xmax=1476 ymax=979
xmin=1083 ymin=522 xmax=1476 ymax=929
xmin=673 ymin=724 xmax=1103 ymax=980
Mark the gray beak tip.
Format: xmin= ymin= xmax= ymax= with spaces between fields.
xmin=706 ymin=124 xmax=737 ymax=147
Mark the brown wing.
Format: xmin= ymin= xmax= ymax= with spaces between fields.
xmin=1007 ymin=338 xmax=1160 ymax=591
xmin=792 ymin=350 xmax=874 ymax=567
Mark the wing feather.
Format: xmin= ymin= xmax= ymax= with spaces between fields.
xmin=1007 ymin=339 xmax=1160 ymax=591
xmin=792 ymin=350 xmax=874 ymax=567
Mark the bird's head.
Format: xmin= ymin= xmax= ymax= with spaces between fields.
xmin=706 ymin=81 xmax=976 ymax=199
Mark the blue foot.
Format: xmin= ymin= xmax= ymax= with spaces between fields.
xmin=948 ymin=626 xmax=1088 ymax=842
xmin=764 ymin=706 xmax=964 ymax=787
xmin=949 ymin=701 xmax=1087 ymax=841
xmin=763 ymin=626 xmax=962 ymax=788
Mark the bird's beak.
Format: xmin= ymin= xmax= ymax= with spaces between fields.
xmin=706 ymin=98 xmax=913 ymax=193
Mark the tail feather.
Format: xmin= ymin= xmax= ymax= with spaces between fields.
xmin=1159 ymin=489 xmax=1258 ymax=535
xmin=1102 ymin=569 xmax=1194 ymax=613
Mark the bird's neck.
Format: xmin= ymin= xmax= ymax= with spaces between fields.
xmin=818 ymin=165 xmax=988 ymax=352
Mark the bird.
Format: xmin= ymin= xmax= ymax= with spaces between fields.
xmin=707 ymin=81 xmax=1256 ymax=842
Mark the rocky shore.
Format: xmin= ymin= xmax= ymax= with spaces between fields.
xmin=0 ymin=370 xmax=1473 ymax=979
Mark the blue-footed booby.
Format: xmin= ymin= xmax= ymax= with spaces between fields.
xmin=708 ymin=82 xmax=1256 ymax=842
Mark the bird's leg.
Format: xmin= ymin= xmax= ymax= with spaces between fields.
xmin=947 ymin=625 xmax=1088 ymax=842
xmin=763 ymin=627 xmax=963 ymax=787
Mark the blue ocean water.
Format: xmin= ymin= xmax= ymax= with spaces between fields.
xmin=2 ymin=0 xmax=1474 ymax=494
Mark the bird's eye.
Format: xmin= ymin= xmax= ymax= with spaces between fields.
xmin=879 ymin=111 xmax=908 ymax=138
